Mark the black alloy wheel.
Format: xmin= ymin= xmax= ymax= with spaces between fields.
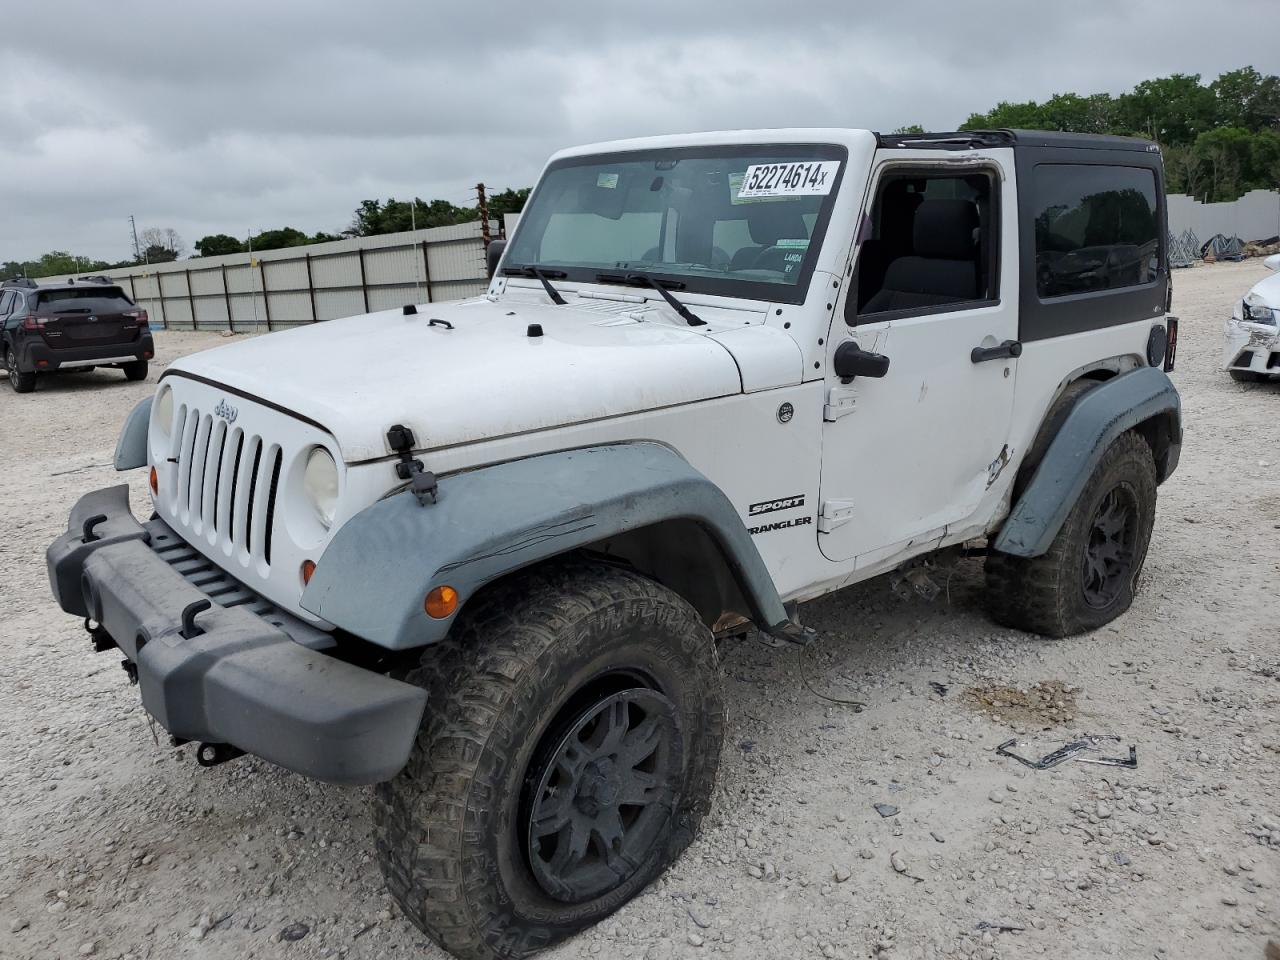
xmin=524 ymin=687 xmax=682 ymax=903
xmin=1081 ymin=486 xmax=1139 ymax=609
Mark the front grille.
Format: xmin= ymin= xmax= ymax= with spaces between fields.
xmin=144 ymin=518 xmax=334 ymax=651
xmin=174 ymin=405 xmax=283 ymax=569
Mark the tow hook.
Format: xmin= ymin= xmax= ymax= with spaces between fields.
xmin=196 ymin=742 xmax=246 ymax=768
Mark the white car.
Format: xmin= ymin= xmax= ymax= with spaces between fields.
xmin=48 ymin=128 xmax=1182 ymax=960
xmin=1224 ymin=253 xmax=1280 ymax=381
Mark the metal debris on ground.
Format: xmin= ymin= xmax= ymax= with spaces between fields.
xmin=873 ymin=803 xmax=900 ymax=818
xmin=995 ymin=734 xmax=1137 ymax=771
xmin=929 ymin=681 xmax=949 ymax=697
xmin=975 ymin=920 xmax=1026 ymax=933
xmin=1074 ymin=744 xmax=1138 ymax=768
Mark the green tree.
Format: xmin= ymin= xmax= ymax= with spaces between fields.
xmin=1113 ymin=74 xmax=1217 ymax=142
xmin=961 ymin=99 xmax=1048 ymax=131
xmin=251 ymin=227 xmax=311 ymax=251
xmin=487 ymin=187 xmax=531 ymax=219
xmin=194 ymin=233 xmax=245 ymax=257
xmin=142 ymin=243 xmax=177 ymax=264
xmin=891 ymin=124 xmax=925 ymax=135
xmin=1211 ymin=67 xmax=1280 ymax=132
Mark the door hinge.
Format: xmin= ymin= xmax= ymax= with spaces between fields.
xmin=824 ymin=385 xmax=857 ymax=421
xmin=818 ymin=498 xmax=856 ymax=533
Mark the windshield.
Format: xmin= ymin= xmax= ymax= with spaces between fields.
xmin=505 ymin=143 xmax=847 ymax=305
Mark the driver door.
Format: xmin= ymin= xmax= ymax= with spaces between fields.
xmin=818 ymin=153 xmax=1019 ymax=568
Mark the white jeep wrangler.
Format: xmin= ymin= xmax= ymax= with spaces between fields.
xmin=48 ymin=128 xmax=1181 ymax=960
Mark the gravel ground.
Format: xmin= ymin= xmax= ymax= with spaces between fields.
xmin=1 ymin=260 xmax=1277 ymax=960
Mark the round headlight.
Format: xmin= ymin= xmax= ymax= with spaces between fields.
xmin=154 ymin=386 xmax=174 ymax=439
xmin=303 ymin=446 xmax=339 ymax=528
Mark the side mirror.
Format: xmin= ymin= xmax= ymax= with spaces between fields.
xmin=486 ymin=239 xmax=507 ymax=279
xmin=833 ymin=341 xmax=890 ymax=383
xmin=1265 ymin=253 xmax=1280 ymax=273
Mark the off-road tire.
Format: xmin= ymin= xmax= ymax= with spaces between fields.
xmin=6 ymin=347 xmax=35 ymax=393
xmin=373 ymin=560 xmax=725 ymax=960
xmin=121 ymin=359 xmax=148 ymax=382
xmin=985 ymin=431 xmax=1157 ymax=637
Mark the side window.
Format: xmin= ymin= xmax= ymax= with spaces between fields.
xmin=1032 ymin=164 xmax=1159 ymax=298
xmin=0 ymin=292 xmax=12 ymax=317
xmin=853 ymin=170 xmax=998 ymax=321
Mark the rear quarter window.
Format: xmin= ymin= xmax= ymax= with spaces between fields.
xmin=36 ymin=287 xmax=135 ymax=312
xmin=1032 ymin=164 xmax=1159 ymax=299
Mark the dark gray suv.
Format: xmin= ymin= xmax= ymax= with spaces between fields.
xmin=1 ymin=276 xmax=154 ymax=392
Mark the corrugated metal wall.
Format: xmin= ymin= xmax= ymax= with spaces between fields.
xmin=36 ymin=221 xmax=493 ymax=331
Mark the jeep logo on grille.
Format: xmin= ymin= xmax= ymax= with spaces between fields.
xmin=213 ymin=399 xmax=239 ymax=424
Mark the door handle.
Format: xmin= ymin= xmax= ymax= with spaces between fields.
xmin=971 ymin=339 xmax=1022 ymax=364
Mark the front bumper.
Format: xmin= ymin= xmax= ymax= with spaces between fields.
xmin=22 ymin=333 xmax=154 ymax=373
xmin=46 ymin=485 xmax=427 ymax=785
xmin=1223 ymin=319 xmax=1280 ymax=375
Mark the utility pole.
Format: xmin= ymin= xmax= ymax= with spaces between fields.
xmin=248 ymin=229 xmax=260 ymax=332
xmin=476 ymin=182 xmax=491 ymax=249
xmin=410 ymin=199 xmax=422 ymax=304
xmin=129 ymin=215 xmax=141 ymax=262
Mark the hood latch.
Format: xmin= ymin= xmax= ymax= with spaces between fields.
xmin=386 ymin=424 xmax=438 ymax=506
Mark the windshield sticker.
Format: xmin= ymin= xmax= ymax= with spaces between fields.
xmin=596 ymin=172 xmax=619 ymax=189
xmin=775 ymin=238 xmax=809 ymax=249
xmin=737 ymin=161 xmax=840 ymax=199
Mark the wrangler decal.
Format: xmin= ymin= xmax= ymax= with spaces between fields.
xmin=748 ymin=516 xmax=813 ymax=536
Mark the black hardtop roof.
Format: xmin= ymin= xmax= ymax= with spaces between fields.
xmin=876 ymin=129 xmax=1159 ymax=153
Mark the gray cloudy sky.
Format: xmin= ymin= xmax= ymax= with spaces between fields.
xmin=1 ymin=0 xmax=1275 ymax=262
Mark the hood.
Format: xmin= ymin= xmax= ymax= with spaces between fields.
xmin=167 ymin=296 xmax=748 ymax=462
xmin=1246 ymin=269 xmax=1280 ymax=308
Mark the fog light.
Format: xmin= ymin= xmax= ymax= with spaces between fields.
xmin=149 ymin=466 xmax=158 ymax=495
xmin=424 ymin=585 xmax=459 ymax=619
xmin=301 ymin=559 xmax=317 ymax=585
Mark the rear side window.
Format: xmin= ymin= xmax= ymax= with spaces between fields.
xmin=1032 ymin=165 xmax=1159 ymax=298
xmin=36 ymin=287 xmax=134 ymax=313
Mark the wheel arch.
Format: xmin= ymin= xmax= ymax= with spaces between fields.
xmin=301 ymin=442 xmax=793 ymax=651
xmin=994 ymin=366 xmax=1181 ymax=558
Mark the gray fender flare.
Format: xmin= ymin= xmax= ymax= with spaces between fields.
xmin=301 ymin=442 xmax=791 ymax=650
xmin=993 ymin=367 xmax=1181 ymax=557
xmin=115 ymin=397 xmax=152 ymax=470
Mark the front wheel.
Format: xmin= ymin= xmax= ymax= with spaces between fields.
xmin=373 ymin=561 xmax=724 ymax=960
xmin=6 ymin=347 xmax=35 ymax=393
xmin=985 ymin=430 xmax=1157 ymax=637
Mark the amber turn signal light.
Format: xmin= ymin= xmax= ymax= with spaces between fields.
xmin=424 ymin=585 xmax=459 ymax=619
xmin=301 ymin=559 xmax=317 ymax=585
xmin=149 ymin=466 xmax=158 ymax=495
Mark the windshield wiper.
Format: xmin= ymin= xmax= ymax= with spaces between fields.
xmin=594 ymin=271 xmax=706 ymax=327
xmin=502 ymin=264 xmax=567 ymax=305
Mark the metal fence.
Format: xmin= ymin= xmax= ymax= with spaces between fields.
xmin=36 ymin=220 xmax=495 ymax=331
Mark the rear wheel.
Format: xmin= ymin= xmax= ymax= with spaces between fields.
xmin=121 ymin=359 xmax=148 ymax=382
xmin=373 ymin=561 xmax=724 ymax=960
xmin=6 ymin=347 xmax=35 ymax=393
xmin=985 ymin=431 xmax=1157 ymax=637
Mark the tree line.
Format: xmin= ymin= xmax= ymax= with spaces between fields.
xmin=6 ymin=67 xmax=1277 ymax=280
xmin=2 ymin=188 xmax=532 ymax=281
xmin=956 ymin=67 xmax=1280 ymax=203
